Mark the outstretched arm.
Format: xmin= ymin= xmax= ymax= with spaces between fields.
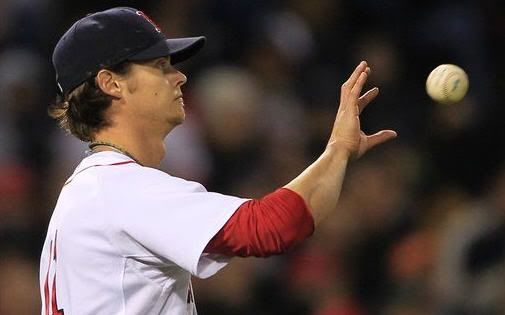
xmin=284 ymin=61 xmax=397 ymax=227
xmin=205 ymin=61 xmax=397 ymax=258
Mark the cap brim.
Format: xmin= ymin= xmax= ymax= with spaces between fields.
xmin=128 ymin=36 xmax=206 ymax=64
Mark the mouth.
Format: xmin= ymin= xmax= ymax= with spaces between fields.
xmin=175 ymin=94 xmax=184 ymax=106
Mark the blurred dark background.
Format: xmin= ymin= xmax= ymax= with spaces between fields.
xmin=1 ymin=0 xmax=505 ymax=314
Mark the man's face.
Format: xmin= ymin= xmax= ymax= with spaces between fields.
xmin=120 ymin=56 xmax=187 ymax=134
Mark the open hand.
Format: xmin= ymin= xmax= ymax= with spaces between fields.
xmin=328 ymin=61 xmax=397 ymax=160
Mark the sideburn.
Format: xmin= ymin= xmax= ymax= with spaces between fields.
xmin=126 ymin=76 xmax=138 ymax=94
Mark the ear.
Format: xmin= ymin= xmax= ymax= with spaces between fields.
xmin=96 ymin=70 xmax=122 ymax=98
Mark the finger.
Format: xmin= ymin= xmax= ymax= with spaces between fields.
xmin=366 ymin=130 xmax=398 ymax=149
xmin=344 ymin=72 xmax=368 ymax=115
xmin=351 ymin=71 xmax=368 ymax=99
xmin=358 ymin=87 xmax=379 ymax=113
xmin=344 ymin=61 xmax=368 ymax=89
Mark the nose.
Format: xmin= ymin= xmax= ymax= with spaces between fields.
xmin=175 ymin=70 xmax=187 ymax=87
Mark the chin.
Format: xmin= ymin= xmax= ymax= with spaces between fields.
xmin=177 ymin=112 xmax=186 ymax=124
xmin=164 ymin=117 xmax=185 ymax=135
xmin=170 ymin=114 xmax=186 ymax=127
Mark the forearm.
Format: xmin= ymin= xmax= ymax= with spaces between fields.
xmin=284 ymin=144 xmax=350 ymax=227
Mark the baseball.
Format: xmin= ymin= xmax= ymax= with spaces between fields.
xmin=426 ymin=64 xmax=469 ymax=105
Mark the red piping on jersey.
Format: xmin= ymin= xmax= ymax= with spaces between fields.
xmin=51 ymin=232 xmax=64 ymax=314
xmin=64 ymin=161 xmax=137 ymax=186
xmin=51 ymin=277 xmax=64 ymax=314
xmin=205 ymin=188 xmax=314 ymax=257
xmin=43 ymin=241 xmax=52 ymax=315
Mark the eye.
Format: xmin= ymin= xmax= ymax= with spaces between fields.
xmin=157 ymin=60 xmax=168 ymax=69
xmin=153 ymin=57 xmax=174 ymax=73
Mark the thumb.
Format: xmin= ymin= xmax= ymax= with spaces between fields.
xmin=367 ymin=130 xmax=398 ymax=150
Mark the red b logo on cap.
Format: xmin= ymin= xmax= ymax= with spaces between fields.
xmin=136 ymin=11 xmax=161 ymax=33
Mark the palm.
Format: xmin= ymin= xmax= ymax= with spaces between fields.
xmin=329 ymin=61 xmax=396 ymax=159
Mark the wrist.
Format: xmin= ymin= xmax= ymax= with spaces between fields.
xmin=324 ymin=142 xmax=353 ymax=161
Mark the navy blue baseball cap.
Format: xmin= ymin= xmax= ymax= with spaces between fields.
xmin=53 ymin=7 xmax=206 ymax=95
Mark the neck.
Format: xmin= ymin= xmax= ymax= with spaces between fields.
xmin=91 ymin=129 xmax=166 ymax=168
xmin=89 ymin=141 xmax=143 ymax=165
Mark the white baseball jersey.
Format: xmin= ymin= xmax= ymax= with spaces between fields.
xmin=39 ymin=151 xmax=248 ymax=315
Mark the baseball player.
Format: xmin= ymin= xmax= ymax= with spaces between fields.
xmin=39 ymin=7 xmax=396 ymax=315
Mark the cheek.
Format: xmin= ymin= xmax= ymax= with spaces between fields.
xmin=155 ymin=80 xmax=173 ymax=99
xmin=134 ymin=77 xmax=171 ymax=103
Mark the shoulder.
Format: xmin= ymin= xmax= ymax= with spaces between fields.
xmin=67 ymin=151 xmax=207 ymax=194
xmin=102 ymin=164 xmax=207 ymax=194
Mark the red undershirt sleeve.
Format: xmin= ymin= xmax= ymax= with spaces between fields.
xmin=204 ymin=188 xmax=315 ymax=257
